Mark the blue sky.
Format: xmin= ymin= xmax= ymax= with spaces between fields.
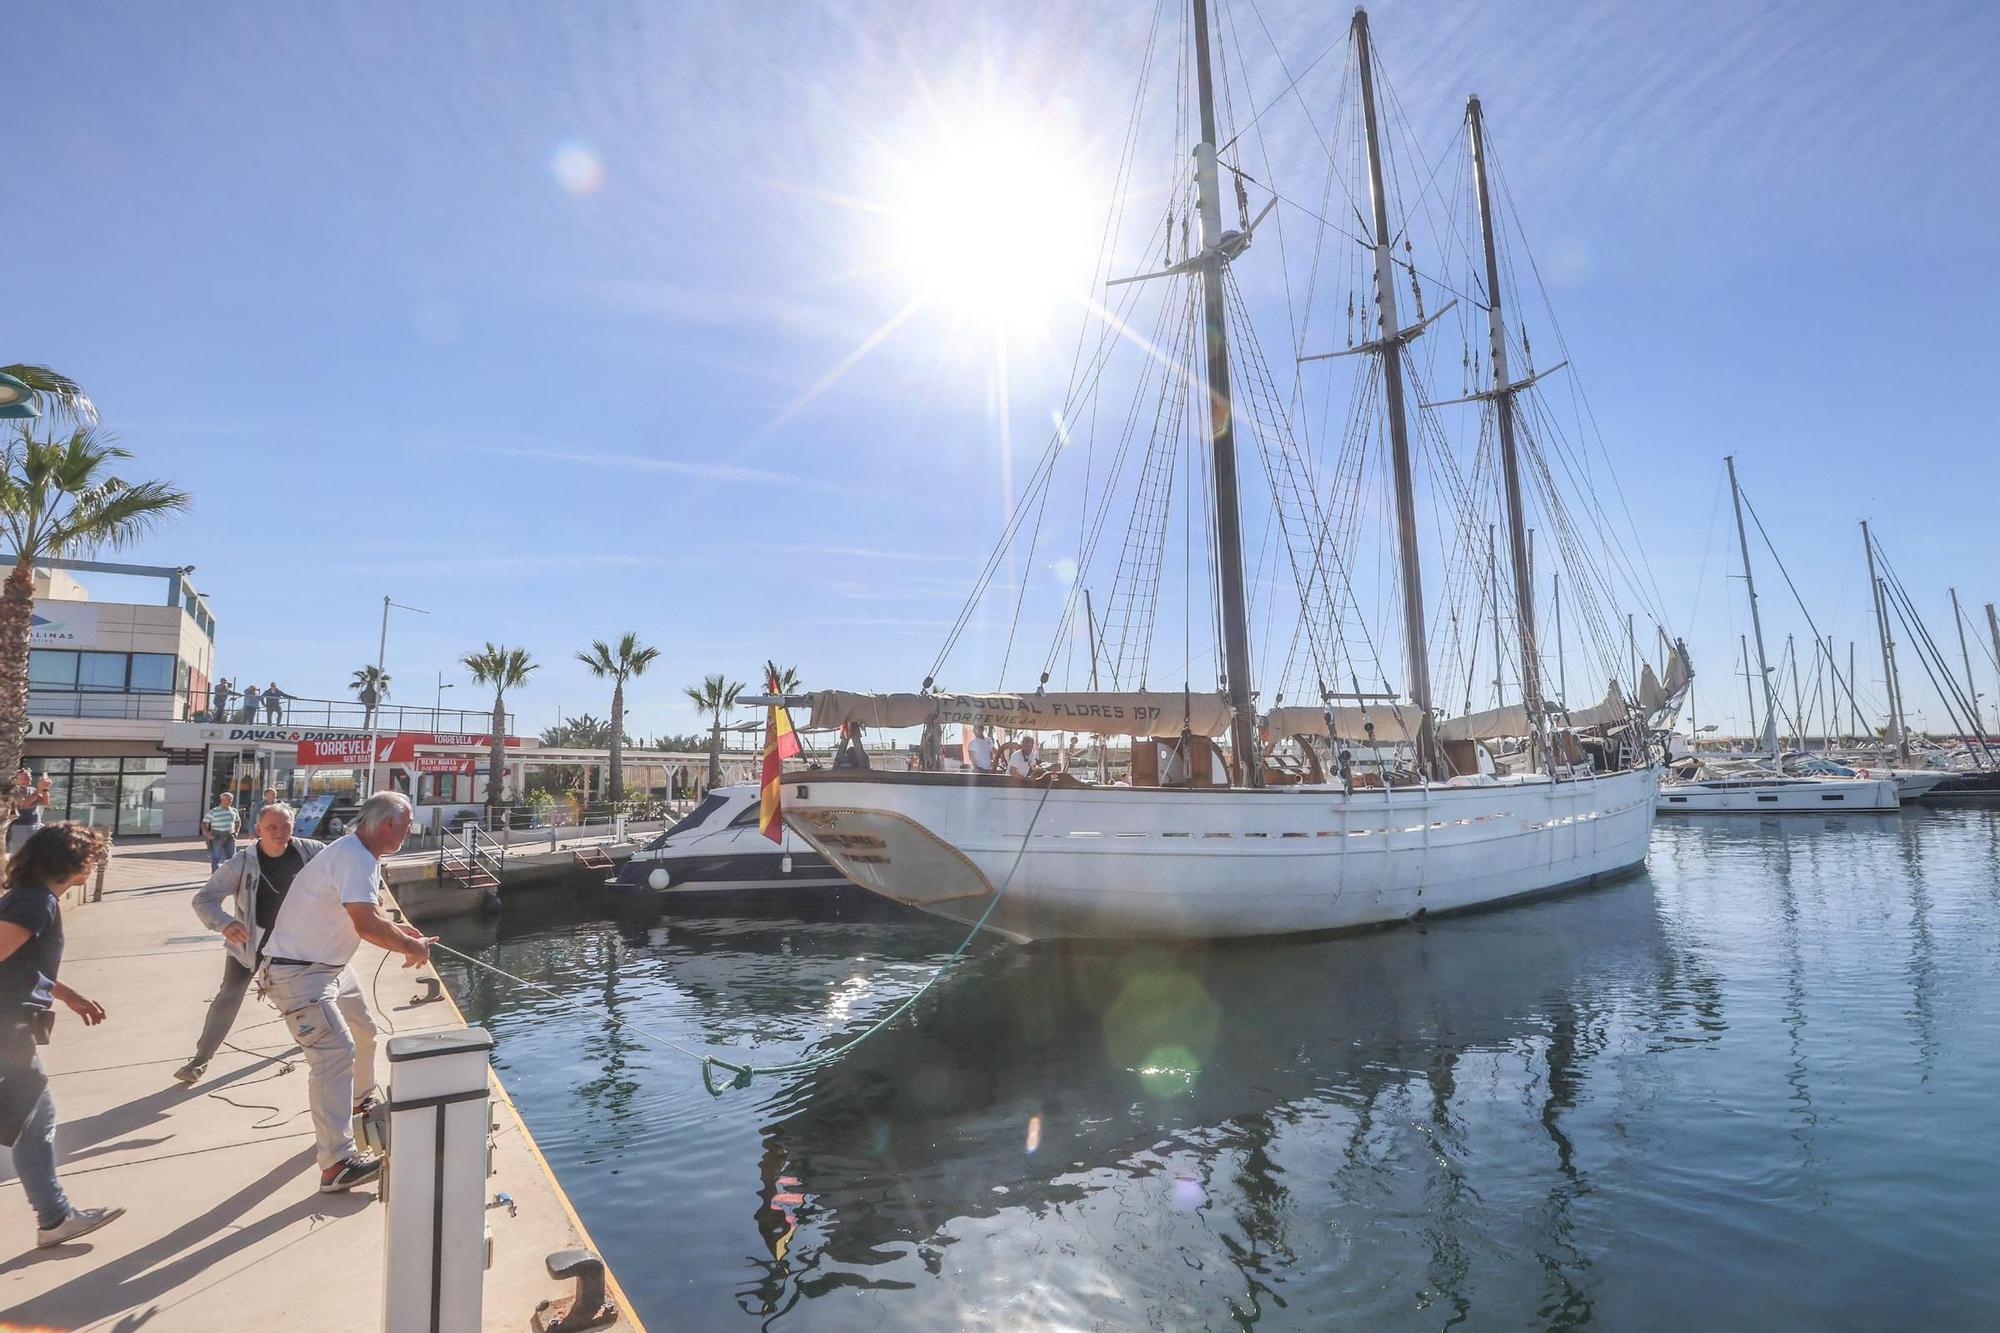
xmin=11 ymin=0 xmax=2000 ymax=740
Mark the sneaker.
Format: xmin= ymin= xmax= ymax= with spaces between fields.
xmin=174 ymin=1061 xmax=206 ymax=1086
xmin=318 ymin=1155 xmax=383 ymax=1194
xmin=36 ymin=1206 xmax=126 ymax=1248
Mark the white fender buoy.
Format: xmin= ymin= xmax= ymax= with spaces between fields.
xmin=647 ymin=868 xmax=670 ymax=891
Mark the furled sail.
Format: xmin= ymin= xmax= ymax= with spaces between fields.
xmin=1264 ymin=705 xmax=1426 ymax=742
xmin=801 ymin=689 xmax=1234 ymax=739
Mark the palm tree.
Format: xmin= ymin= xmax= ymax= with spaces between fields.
xmin=350 ymin=665 xmax=391 ymax=728
xmin=1 ymin=427 xmax=189 ymax=775
xmin=461 ymin=644 xmax=537 ymax=821
xmin=578 ymin=632 xmax=659 ymax=803
xmin=0 ymin=365 xmax=96 ymax=428
xmin=684 ymin=673 xmax=744 ymax=790
xmin=764 ymin=661 xmax=800 ymax=694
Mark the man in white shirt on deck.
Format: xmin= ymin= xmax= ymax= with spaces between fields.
xmin=260 ymin=791 xmax=433 ymax=1195
xmin=967 ymin=725 xmax=997 ymax=773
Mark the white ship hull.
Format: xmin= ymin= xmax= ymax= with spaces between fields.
xmin=1656 ymin=774 xmax=1898 ymax=814
xmin=783 ymin=766 xmax=1660 ymax=942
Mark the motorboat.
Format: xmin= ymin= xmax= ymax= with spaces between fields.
xmin=608 ymin=784 xmax=850 ymax=899
xmin=1790 ymin=755 xmax=1946 ymax=800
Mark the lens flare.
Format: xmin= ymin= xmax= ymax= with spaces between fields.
xmin=550 ymin=141 xmax=606 ymax=195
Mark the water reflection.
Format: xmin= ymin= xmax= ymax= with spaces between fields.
xmin=435 ymin=811 xmax=2000 ymax=1330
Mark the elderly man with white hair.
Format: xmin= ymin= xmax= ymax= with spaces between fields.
xmin=259 ymin=790 xmax=434 ymax=1194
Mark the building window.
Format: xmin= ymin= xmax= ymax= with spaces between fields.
xmin=29 ymin=650 xmax=78 ymax=688
xmin=20 ymin=755 xmax=170 ymax=838
xmin=78 ymin=652 xmax=130 ymax=691
xmin=129 ymin=653 xmax=175 ymax=692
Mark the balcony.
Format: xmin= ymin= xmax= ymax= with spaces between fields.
xmin=29 ymin=686 xmax=509 ymax=735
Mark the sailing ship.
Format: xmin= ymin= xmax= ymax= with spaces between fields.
xmin=767 ymin=5 xmax=1689 ymax=941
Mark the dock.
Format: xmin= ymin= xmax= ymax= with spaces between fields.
xmin=0 ymin=838 xmax=646 ymax=1332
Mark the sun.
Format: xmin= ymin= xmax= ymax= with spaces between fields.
xmin=874 ymin=113 xmax=1104 ymax=343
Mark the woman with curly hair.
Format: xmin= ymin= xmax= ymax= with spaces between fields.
xmin=0 ymin=822 xmax=123 ymax=1249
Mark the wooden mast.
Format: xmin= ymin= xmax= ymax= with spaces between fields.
xmin=1353 ymin=7 xmax=1438 ymax=777
xmin=1188 ymin=0 xmax=1261 ymax=786
xmin=1466 ymin=95 xmax=1544 ymax=769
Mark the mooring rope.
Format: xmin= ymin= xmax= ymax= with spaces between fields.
xmin=428 ymin=779 xmax=1057 ymax=1098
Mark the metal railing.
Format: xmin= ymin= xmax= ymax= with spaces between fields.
xmin=188 ymin=690 xmax=507 ymax=734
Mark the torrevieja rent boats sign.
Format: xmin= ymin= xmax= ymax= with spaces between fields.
xmin=159 ymin=723 xmax=522 ymax=755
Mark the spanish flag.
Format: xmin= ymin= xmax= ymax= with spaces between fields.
xmin=758 ymin=690 xmax=803 ymax=843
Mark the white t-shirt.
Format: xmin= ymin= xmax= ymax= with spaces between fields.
xmin=968 ymin=735 xmax=996 ymax=772
xmin=1008 ymin=746 xmax=1037 ymax=777
xmin=262 ymin=833 xmax=382 ymax=966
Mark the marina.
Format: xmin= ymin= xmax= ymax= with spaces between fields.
xmin=7 ymin=0 xmax=2000 ymax=1328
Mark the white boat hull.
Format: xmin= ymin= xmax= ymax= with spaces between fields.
xmin=1656 ymin=775 xmax=1898 ymax=814
xmin=783 ymin=767 xmax=1660 ymax=941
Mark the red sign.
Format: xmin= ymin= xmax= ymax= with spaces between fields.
xmin=293 ymin=732 xmax=520 ymax=766
xmin=414 ymin=755 xmax=475 ymax=775
xmin=297 ymin=736 xmax=394 ymax=767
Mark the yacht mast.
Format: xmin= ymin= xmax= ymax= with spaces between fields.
xmin=1466 ymin=96 xmax=1543 ymax=767
xmin=1188 ymin=0 xmax=1261 ymax=786
xmin=1740 ymin=633 xmax=1758 ymax=745
xmin=1951 ymin=587 xmax=1981 ymax=738
xmin=1987 ymin=602 xmax=2000 ymax=737
xmin=1354 ymin=7 xmax=1437 ymax=777
xmin=1725 ymin=456 xmax=1780 ymax=766
xmin=1861 ymin=520 xmax=1908 ymax=760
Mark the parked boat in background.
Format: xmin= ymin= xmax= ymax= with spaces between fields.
xmin=609 ymin=784 xmax=850 ymax=899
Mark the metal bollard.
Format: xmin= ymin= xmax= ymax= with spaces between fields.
xmin=532 ymin=1249 xmax=618 ymax=1333
xmin=383 ymin=1028 xmax=495 ymax=1333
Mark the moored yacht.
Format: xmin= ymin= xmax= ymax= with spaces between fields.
xmin=609 ymin=784 xmax=850 ymax=899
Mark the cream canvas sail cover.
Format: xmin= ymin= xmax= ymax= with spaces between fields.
xmin=802 ymin=689 xmax=1234 ymax=739
xmin=1263 ymin=704 xmax=1425 ymax=742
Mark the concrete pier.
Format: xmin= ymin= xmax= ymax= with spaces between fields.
xmin=0 ymin=839 xmax=645 ymax=1332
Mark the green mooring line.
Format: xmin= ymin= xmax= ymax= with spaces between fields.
xmin=429 ymin=779 xmax=1057 ymax=1098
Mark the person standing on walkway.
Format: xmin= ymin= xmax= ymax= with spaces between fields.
xmin=259 ymin=791 xmax=432 ymax=1194
xmin=7 ymin=770 xmax=48 ymax=856
xmin=0 ymin=822 xmax=124 ymax=1250
xmin=209 ymin=676 xmax=233 ymax=723
xmin=203 ymin=792 xmax=241 ymax=871
xmin=261 ymin=682 xmax=290 ymax=724
xmin=177 ymin=803 xmax=326 ymax=1086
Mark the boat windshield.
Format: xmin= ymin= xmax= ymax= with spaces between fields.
xmin=652 ymin=793 xmax=732 ymax=847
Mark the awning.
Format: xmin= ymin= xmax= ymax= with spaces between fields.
xmin=801 ymin=689 xmax=1235 ymax=739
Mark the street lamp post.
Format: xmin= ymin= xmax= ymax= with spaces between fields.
xmin=366 ymin=595 xmax=429 ymax=798
xmin=436 ymin=674 xmax=453 ymax=716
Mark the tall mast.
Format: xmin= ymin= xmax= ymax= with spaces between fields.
xmin=1354 ymin=7 xmax=1437 ymax=777
xmin=1488 ymin=525 xmax=1503 ymax=708
xmin=1188 ymin=0 xmax=1260 ymax=786
xmin=1740 ymin=634 xmax=1758 ymax=745
xmin=1951 ymin=587 xmax=1980 ymax=740
xmin=1861 ymin=520 xmax=1907 ymax=760
xmin=1987 ymin=602 xmax=2000 ymax=737
xmin=1849 ymin=641 xmax=1860 ymax=742
xmin=1466 ymin=95 xmax=1543 ymax=767
xmin=1725 ymin=456 xmax=1779 ymax=765
xmin=1787 ymin=634 xmax=1804 ymax=752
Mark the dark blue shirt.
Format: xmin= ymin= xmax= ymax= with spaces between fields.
xmin=0 ymin=886 xmax=62 ymax=1012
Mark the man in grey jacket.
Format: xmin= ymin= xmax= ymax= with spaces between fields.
xmin=177 ymin=802 xmax=326 ymax=1085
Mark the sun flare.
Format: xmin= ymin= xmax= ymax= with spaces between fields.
xmin=875 ymin=115 xmax=1103 ymax=343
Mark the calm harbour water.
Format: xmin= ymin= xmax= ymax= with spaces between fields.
xmin=432 ymin=809 xmax=2000 ymax=1331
